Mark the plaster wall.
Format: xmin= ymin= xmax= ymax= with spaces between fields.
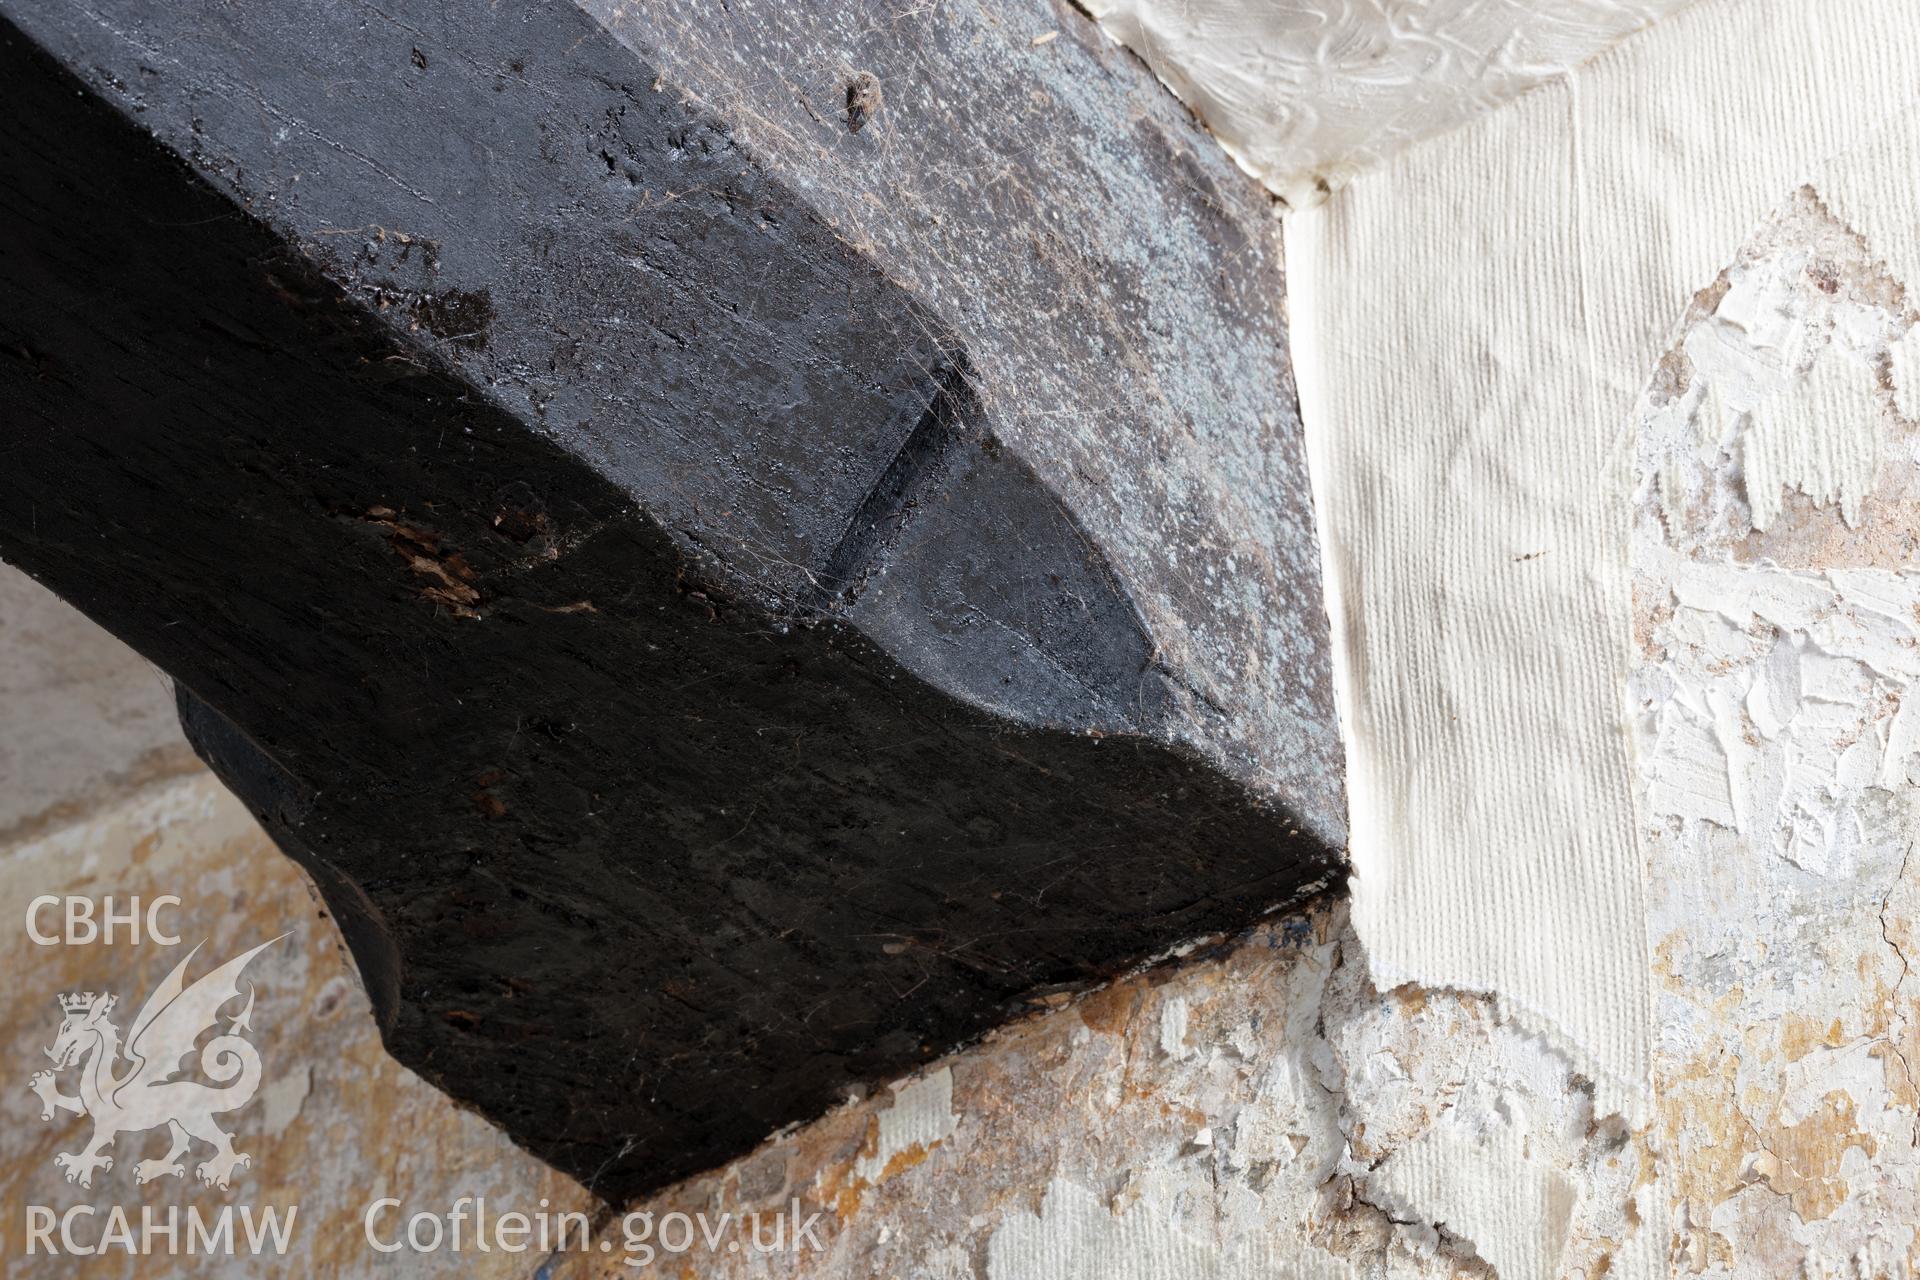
xmin=1082 ymin=0 xmax=1701 ymax=204
xmin=0 ymin=565 xmax=594 ymax=1277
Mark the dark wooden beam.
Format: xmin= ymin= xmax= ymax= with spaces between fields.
xmin=0 ymin=0 xmax=1342 ymax=1199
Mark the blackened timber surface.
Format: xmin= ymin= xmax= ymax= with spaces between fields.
xmin=590 ymin=0 xmax=1345 ymax=830
xmin=0 ymin=0 xmax=1343 ymax=1200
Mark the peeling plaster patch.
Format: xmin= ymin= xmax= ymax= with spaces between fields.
xmin=1631 ymin=179 xmax=1920 ymax=1273
xmin=854 ymin=1067 xmax=958 ymax=1183
xmin=581 ymin=907 xmax=1650 ymax=1280
xmin=1227 ymin=1059 xmax=1317 ymax=1169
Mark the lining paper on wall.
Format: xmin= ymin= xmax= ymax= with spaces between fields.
xmin=1287 ymin=0 xmax=1920 ymax=1116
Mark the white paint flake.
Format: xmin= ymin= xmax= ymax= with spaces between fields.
xmin=854 ymin=1067 xmax=958 ymax=1183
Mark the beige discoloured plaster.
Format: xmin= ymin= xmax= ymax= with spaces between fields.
xmin=0 ymin=560 xmax=593 ymax=1276
xmin=0 ymin=775 xmax=595 ymax=1277
xmin=0 ymin=566 xmax=199 ymax=846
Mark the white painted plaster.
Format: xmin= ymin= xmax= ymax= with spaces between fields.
xmin=1083 ymin=0 xmax=1700 ymax=203
xmin=1159 ymin=995 xmax=1191 ymax=1060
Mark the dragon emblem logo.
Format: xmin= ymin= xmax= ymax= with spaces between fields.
xmin=27 ymin=936 xmax=283 ymax=1190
